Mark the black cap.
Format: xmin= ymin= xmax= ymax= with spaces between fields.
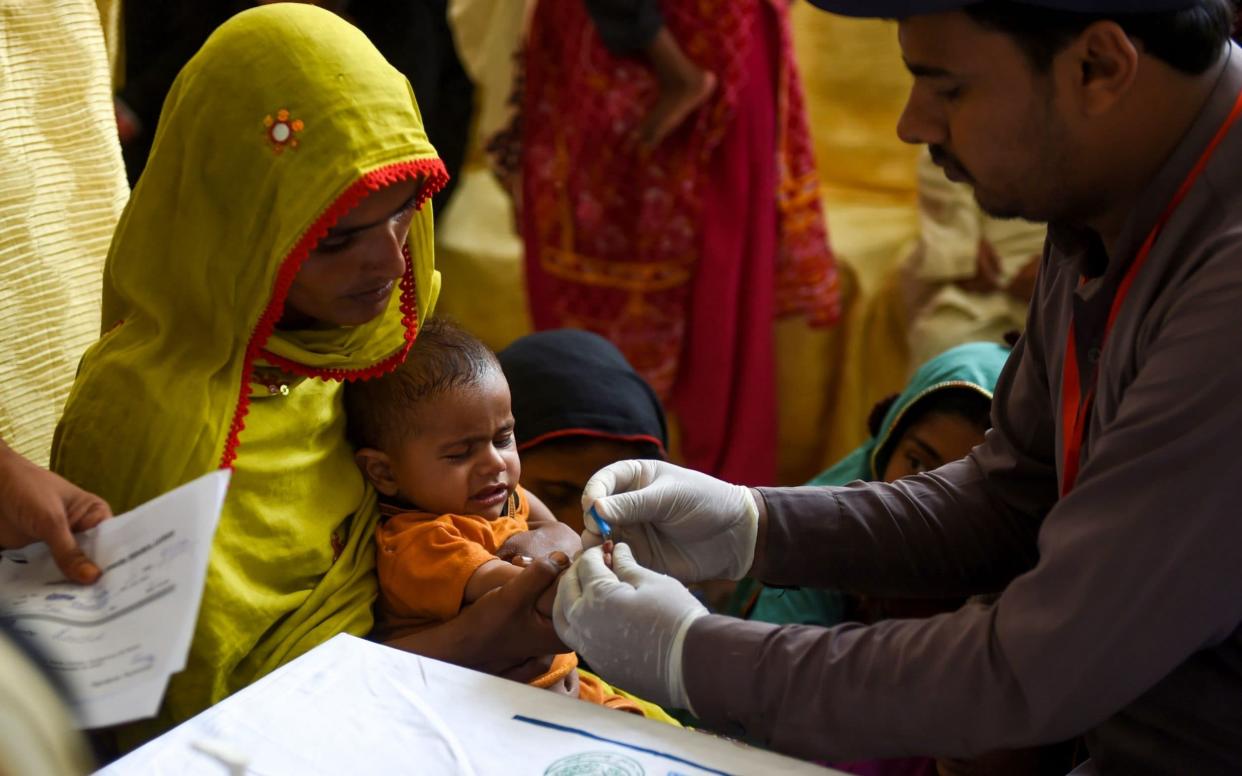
xmin=498 ymin=329 xmax=669 ymax=456
xmin=807 ymin=1 xmax=1202 ymax=17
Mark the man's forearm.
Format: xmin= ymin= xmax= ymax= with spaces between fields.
xmin=755 ymin=456 xmax=1043 ymax=597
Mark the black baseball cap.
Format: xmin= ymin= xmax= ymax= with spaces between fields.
xmin=806 ymin=1 xmax=1203 ymax=17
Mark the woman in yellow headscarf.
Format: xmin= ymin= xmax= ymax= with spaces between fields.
xmin=51 ymin=4 xmax=569 ymax=748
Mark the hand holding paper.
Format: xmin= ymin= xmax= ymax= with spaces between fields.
xmin=0 ymin=471 xmax=229 ymax=728
xmin=0 ymin=441 xmax=112 ymax=583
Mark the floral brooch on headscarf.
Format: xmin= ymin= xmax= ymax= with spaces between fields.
xmin=263 ymin=108 xmax=304 ymax=154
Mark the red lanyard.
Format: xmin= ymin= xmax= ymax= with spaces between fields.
xmin=1060 ymin=87 xmax=1242 ymax=497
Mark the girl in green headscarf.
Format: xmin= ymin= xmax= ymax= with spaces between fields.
xmin=728 ymin=341 xmax=1011 ymax=626
xmin=50 ymin=4 xmax=556 ymax=747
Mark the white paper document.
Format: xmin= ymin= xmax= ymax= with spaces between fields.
xmin=102 ymin=633 xmax=841 ymax=776
xmin=0 ymin=470 xmax=229 ymax=729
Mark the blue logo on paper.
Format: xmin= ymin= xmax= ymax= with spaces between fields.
xmin=544 ymin=751 xmax=646 ymax=776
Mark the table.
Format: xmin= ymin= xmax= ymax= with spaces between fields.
xmin=100 ymin=634 xmax=840 ymax=775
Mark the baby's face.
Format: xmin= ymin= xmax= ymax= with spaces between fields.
xmin=386 ymin=369 xmax=521 ymax=518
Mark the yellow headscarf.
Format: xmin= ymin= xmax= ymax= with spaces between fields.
xmin=52 ymin=4 xmax=444 ymax=743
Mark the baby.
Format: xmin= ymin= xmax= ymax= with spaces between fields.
xmin=344 ymin=318 xmax=644 ymax=712
xmin=582 ymin=0 xmax=716 ymax=148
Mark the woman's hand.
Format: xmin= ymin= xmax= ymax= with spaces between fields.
xmin=498 ymin=491 xmax=583 ymax=563
xmin=383 ymin=552 xmax=570 ymax=669
xmin=498 ymin=521 xmax=582 ymax=565
xmin=0 ymin=441 xmax=111 ymax=583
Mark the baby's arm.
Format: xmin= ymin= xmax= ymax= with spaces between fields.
xmin=463 ymin=559 xmax=524 ymax=605
xmin=466 ymin=492 xmax=577 ymax=615
xmin=465 ymin=559 xmax=558 ymax=617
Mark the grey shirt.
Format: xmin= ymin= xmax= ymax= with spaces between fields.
xmin=683 ymin=47 xmax=1242 ymax=774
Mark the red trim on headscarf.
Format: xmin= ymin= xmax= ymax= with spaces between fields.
xmin=517 ymin=427 xmax=667 ymax=457
xmin=257 ymin=252 xmax=418 ymax=381
xmin=220 ymin=158 xmax=448 ymax=469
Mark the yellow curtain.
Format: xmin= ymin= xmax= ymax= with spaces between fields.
xmin=0 ymin=0 xmax=129 ymax=465
xmin=437 ymin=0 xmax=533 ymax=351
xmin=96 ymin=0 xmax=124 ymax=85
xmin=776 ymin=10 xmax=922 ymax=483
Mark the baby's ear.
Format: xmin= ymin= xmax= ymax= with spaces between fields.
xmin=355 ymin=448 xmax=400 ymax=497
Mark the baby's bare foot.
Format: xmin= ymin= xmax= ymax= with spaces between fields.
xmin=638 ymin=67 xmax=716 ymax=149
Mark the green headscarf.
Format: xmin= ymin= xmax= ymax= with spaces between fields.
xmin=809 ymin=341 xmax=1010 ymax=487
xmin=52 ymin=4 xmax=444 ymax=743
xmin=731 ymin=342 xmax=1011 ymax=626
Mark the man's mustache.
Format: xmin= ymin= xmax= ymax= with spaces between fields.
xmin=929 ymin=145 xmax=959 ymax=170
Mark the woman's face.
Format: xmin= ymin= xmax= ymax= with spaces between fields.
xmin=281 ymin=177 xmax=422 ymax=328
xmin=520 ymin=438 xmax=655 ymax=533
xmin=881 ymin=412 xmax=986 ymax=483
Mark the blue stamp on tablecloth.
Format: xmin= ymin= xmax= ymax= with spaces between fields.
xmin=544 ymin=751 xmax=646 ymax=776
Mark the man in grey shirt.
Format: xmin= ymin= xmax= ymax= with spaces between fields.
xmin=553 ymin=1 xmax=1242 ymax=773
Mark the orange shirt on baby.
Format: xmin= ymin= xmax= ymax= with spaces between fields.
xmin=376 ymin=487 xmax=531 ymax=625
xmin=373 ymin=486 xmax=644 ymax=715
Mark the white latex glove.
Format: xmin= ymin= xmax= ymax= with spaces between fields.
xmin=553 ymin=543 xmax=707 ymax=711
xmin=580 ymin=460 xmax=759 ymax=582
